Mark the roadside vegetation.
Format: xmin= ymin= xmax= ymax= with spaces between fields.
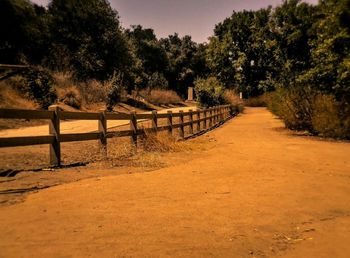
xmin=0 ymin=0 xmax=349 ymax=138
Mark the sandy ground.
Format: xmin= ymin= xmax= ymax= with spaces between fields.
xmin=0 ymin=106 xmax=197 ymax=137
xmin=0 ymin=107 xmax=349 ymax=258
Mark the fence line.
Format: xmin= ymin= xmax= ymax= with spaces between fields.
xmin=0 ymin=105 xmax=235 ymax=167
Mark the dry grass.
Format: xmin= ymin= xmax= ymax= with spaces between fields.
xmin=0 ymin=80 xmax=38 ymax=110
xmin=139 ymin=88 xmax=182 ymax=105
xmin=224 ymin=90 xmax=244 ymax=112
xmin=244 ymin=95 xmax=268 ymax=107
xmin=56 ymin=86 xmax=82 ymax=109
xmin=53 ymin=72 xmax=113 ymax=110
xmin=0 ymin=81 xmax=46 ymax=130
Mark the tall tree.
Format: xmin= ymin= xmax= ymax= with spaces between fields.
xmin=160 ymin=34 xmax=208 ymax=97
xmin=271 ymin=0 xmax=317 ymax=86
xmin=126 ymin=25 xmax=169 ymax=89
xmin=298 ymin=0 xmax=350 ymax=102
xmin=47 ymin=0 xmax=134 ymax=82
xmin=209 ymin=8 xmax=275 ymax=97
xmin=0 ymin=0 xmax=47 ymax=64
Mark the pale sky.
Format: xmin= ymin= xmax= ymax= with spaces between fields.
xmin=30 ymin=0 xmax=319 ymax=43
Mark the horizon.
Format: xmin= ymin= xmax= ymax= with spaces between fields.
xmin=30 ymin=0 xmax=319 ymax=43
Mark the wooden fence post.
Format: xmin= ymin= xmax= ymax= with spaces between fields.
xmin=167 ymin=111 xmax=173 ymax=136
xmin=49 ymin=106 xmax=61 ymax=166
xmin=213 ymin=108 xmax=216 ymax=125
xmin=130 ymin=111 xmax=137 ymax=147
xmin=217 ymin=107 xmax=219 ymax=123
xmin=179 ymin=110 xmax=184 ymax=139
xmin=99 ymin=111 xmax=107 ymax=155
xmin=209 ymin=108 xmax=212 ymax=128
xmin=196 ymin=111 xmax=200 ymax=132
xmin=152 ymin=110 xmax=158 ymax=133
xmin=189 ymin=109 xmax=193 ymax=135
xmin=203 ymin=110 xmax=207 ymax=129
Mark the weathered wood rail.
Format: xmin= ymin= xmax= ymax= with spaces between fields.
xmin=0 ymin=105 xmax=234 ymax=167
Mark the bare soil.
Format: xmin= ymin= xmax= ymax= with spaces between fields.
xmin=0 ymin=107 xmax=350 ymax=258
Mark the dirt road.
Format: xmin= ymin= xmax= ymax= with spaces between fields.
xmin=0 ymin=108 xmax=349 ymax=257
xmin=0 ymin=106 xmax=197 ymax=137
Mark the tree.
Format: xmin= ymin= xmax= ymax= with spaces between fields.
xmin=160 ymin=34 xmax=208 ymax=97
xmin=271 ymin=0 xmax=317 ymax=86
xmin=0 ymin=0 xmax=48 ymax=64
xmin=47 ymin=0 xmax=134 ymax=82
xmin=194 ymin=77 xmax=225 ymax=107
xmin=298 ymin=0 xmax=350 ymax=102
xmin=126 ymin=25 xmax=169 ymax=89
xmin=208 ymin=8 xmax=276 ymax=97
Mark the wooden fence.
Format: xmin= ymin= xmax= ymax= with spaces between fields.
xmin=0 ymin=105 xmax=234 ymax=167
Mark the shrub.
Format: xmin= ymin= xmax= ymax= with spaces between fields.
xmin=19 ymin=67 xmax=57 ymax=109
xmin=106 ymin=72 xmax=125 ymax=111
xmin=267 ymin=87 xmax=350 ymax=139
xmin=57 ymin=86 xmax=82 ymax=109
xmin=0 ymin=80 xmax=38 ymax=109
xmin=244 ymin=95 xmax=268 ymax=107
xmin=139 ymin=88 xmax=182 ymax=105
xmin=267 ymin=87 xmax=316 ymax=131
xmin=223 ymin=90 xmax=244 ymax=113
xmin=194 ymin=77 xmax=225 ymax=107
xmin=312 ymin=95 xmax=350 ymax=138
xmin=147 ymin=72 xmax=168 ymax=89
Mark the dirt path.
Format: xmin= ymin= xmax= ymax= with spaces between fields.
xmin=0 ymin=106 xmax=197 ymax=137
xmin=0 ymin=107 xmax=349 ymax=257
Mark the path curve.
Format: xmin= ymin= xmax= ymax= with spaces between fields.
xmin=0 ymin=107 xmax=349 ymax=257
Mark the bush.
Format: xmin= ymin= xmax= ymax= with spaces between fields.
xmin=267 ymin=87 xmax=316 ymax=131
xmin=194 ymin=77 xmax=225 ymax=107
xmin=267 ymin=87 xmax=350 ymax=139
xmin=0 ymin=80 xmax=38 ymax=109
xmin=106 ymin=72 xmax=125 ymax=111
xmin=312 ymin=95 xmax=350 ymax=138
xmin=139 ymin=88 xmax=182 ymax=105
xmin=57 ymin=86 xmax=82 ymax=109
xmin=19 ymin=67 xmax=57 ymax=109
xmin=147 ymin=72 xmax=168 ymax=89
xmin=223 ymin=90 xmax=244 ymax=113
xmin=244 ymin=95 xmax=268 ymax=107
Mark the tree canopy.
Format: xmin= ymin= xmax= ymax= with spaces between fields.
xmin=1 ymin=0 xmax=349 ymax=104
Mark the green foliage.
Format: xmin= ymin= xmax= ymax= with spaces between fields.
xmin=194 ymin=77 xmax=225 ymax=107
xmin=47 ymin=0 xmax=134 ymax=82
xmin=297 ymin=0 xmax=350 ymax=102
xmin=209 ymin=7 xmax=279 ymax=97
xmin=0 ymin=0 xmax=48 ymax=64
xmin=311 ymin=95 xmax=349 ymax=138
xmin=147 ymin=72 xmax=169 ymax=89
xmin=126 ymin=26 xmax=168 ymax=76
xmin=20 ymin=67 xmax=57 ymax=109
xmin=106 ymin=72 xmax=125 ymax=111
xmin=267 ymin=87 xmax=350 ymax=139
xmin=160 ymin=34 xmax=209 ymax=97
xmin=267 ymin=86 xmax=316 ymax=131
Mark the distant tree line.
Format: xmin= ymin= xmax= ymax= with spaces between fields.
xmin=1 ymin=1 xmax=349 ymax=112
xmin=207 ymin=0 xmax=349 ymax=101
xmin=0 ymin=0 xmax=207 ymax=99
xmin=203 ymin=0 xmax=349 ymax=138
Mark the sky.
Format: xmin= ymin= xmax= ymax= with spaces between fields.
xmin=31 ymin=0 xmax=319 ymax=43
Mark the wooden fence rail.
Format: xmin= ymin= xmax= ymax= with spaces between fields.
xmin=0 ymin=105 xmax=235 ymax=167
